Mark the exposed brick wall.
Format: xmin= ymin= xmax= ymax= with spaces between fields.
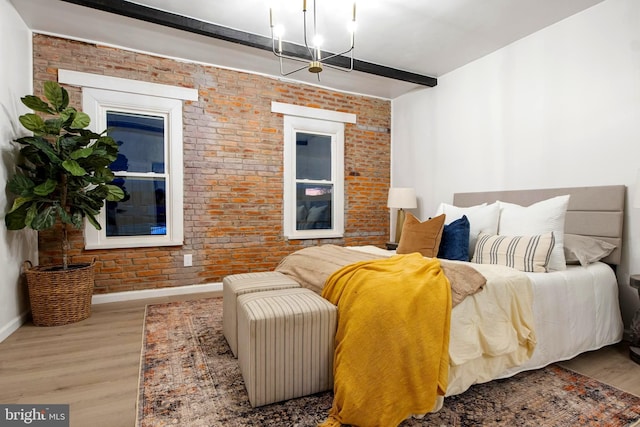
xmin=32 ymin=34 xmax=391 ymax=293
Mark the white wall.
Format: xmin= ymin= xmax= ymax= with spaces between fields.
xmin=0 ymin=0 xmax=37 ymax=341
xmin=392 ymin=0 xmax=640 ymax=326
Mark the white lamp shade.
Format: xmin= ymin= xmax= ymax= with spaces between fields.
xmin=387 ymin=187 xmax=417 ymax=209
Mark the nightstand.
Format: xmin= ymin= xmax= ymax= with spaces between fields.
xmin=629 ymin=275 xmax=640 ymax=364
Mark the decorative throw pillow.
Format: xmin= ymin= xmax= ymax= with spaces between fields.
xmin=472 ymin=232 xmax=555 ymax=272
xmin=563 ymin=234 xmax=616 ymax=266
xmin=396 ymin=213 xmax=446 ymax=258
xmin=437 ymin=215 xmax=470 ymax=261
xmin=435 ymin=202 xmax=500 ymax=259
xmin=498 ymin=195 xmax=570 ymax=271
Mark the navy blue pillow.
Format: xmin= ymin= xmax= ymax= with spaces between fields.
xmin=437 ymin=215 xmax=470 ymax=261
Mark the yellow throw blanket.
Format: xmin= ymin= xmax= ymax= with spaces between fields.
xmin=319 ymin=253 xmax=452 ymax=427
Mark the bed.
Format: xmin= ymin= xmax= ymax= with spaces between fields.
xmin=274 ymin=185 xmax=626 ymax=424
xmin=443 ymin=185 xmax=625 ymax=394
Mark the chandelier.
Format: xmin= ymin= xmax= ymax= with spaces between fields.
xmin=269 ymin=0 xmax=357 ymax=79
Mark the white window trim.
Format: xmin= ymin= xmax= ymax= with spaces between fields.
xmin=59 ymin=70 xmax=193 ymax=250
xmin=59 ymin=69 xmax=198 ymax=101
xmin=275 ymin=102 xmax=355 ymax=240
xmin=83 ymin=89 xmax=184 ymax=249
xmin=272 ymin=101 xmax=356 ymax=124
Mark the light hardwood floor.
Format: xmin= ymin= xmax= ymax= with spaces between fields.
xmin=0 ymin=293 xmax=639 ymax=427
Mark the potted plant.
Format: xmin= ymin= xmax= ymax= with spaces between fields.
xmin=4 ymin=81 xmax=125 ymax=326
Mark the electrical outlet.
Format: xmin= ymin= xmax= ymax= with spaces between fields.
xmin=184 ymin=254 xmax=193 ymax=267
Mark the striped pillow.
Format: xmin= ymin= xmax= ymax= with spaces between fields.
xmin=472 ymin=232 xmax=555 ymax=272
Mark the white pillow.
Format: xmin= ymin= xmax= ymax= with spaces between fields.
xmin=498 ymin=195 xmax=570 ymax=271
xmin=435 ymin=202 xmax=500 ymax=258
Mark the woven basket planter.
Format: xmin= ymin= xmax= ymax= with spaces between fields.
xmin=24 ymin=260 xmax=95 ymax=327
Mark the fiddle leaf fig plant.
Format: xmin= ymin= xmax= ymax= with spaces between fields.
xmin=5 ymin=81 xmax=125 ymax=269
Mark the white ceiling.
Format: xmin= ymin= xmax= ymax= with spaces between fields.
xmin=11 ymin=0 xmax=605 ymax=99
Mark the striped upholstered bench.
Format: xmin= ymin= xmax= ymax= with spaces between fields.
xmin=236 ymin=287 xmax=337 ymax=407
xmin=222 ymin=271 xmax=301 ymax=357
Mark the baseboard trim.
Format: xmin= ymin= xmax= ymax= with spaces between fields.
xmin=0 ymin=310 xmax=31 ymax=343
xmin=91 ymin=282 xmax=222 ymax=305
xmin=0 ymin=284 xmax=222 ymax=343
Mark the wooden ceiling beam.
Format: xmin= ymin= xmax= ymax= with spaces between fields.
xmin=59 ymin=0 xmax=437 ymax=87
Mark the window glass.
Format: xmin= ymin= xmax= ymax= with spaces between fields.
xmin=296 ymin=183 xmax=333 ymax=230
xmin=106 ymin=177 xmax=166 ymax=237
xmin=107 ymin=111 xmax=165 ymax=173
xmin=296 ymin=132 xmax=331 ymax=180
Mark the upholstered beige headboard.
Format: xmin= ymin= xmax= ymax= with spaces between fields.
xmin=453 ymin=185 xmax=626 ymax=265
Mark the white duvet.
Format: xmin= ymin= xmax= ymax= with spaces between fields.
xmin=446 ymin=261 xmax=624 ymax=397
xmin=446 ymin=262 xmax=536 ymax=396
xmin=501 ymin=262 xmax=624 ymax=377
xmin=349 ymin=246 xmax=624 ymax=397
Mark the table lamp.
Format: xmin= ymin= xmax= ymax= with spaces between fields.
xmin=387 ymin=187 xmax=417 ymax=244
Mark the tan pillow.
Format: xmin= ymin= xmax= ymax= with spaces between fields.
xmin=396 ymin=213 xmax=446 ymax=258
xmin=563 ymin=234 xmax=616 ymax=266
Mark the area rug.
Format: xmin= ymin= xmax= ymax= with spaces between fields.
xmin=137 ymin=297 xmax=640 ymax=427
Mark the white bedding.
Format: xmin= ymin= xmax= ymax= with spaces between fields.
xmin=446 ymin=261 xmax=624 ymax=400
xmin=349 ymin=246 xmax=624 ymax=393
xmin=500 ymin=262 xmax=624 ymax=378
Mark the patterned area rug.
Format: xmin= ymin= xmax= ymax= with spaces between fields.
xmin=137 ymin=297 xmax=640 ymax=427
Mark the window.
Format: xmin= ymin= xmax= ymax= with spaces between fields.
xmin=106 ymin=111 xmax=167 ymax=237
xmin=58 ymin=70 xmax=197 ymax=249
xmin=83 ymin=89 xmax=183 ymax=249
xmin=274 ymin=102 xmax=355 ymax=240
